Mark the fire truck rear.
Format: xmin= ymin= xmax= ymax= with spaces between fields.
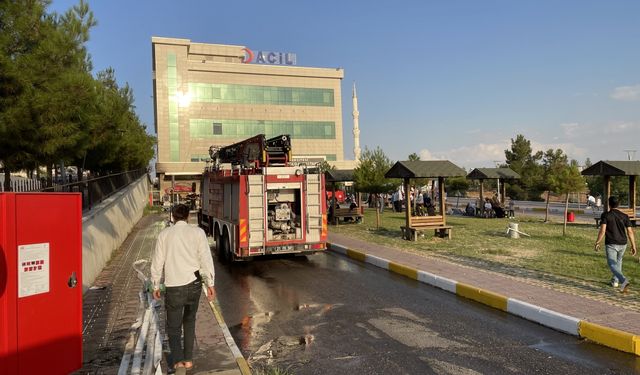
xmin=198 ymin=134 xmax=328 ymax=261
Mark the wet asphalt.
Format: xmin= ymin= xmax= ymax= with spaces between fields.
xmin=214 ymin=251 xmax=640 ymax=375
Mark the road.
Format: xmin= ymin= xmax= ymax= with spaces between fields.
xmin=215 ymin=252 xmax=639 ymax=374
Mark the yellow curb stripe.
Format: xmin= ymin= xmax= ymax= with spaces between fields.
xmin=579 ymin=320 xmax=639 ymax=355
xmin=389 ymin=262 xmax=418 ymax=280
xmin=456 ymin=283 xmax=508 ymax=311
xmin=346 ymin=249 xmax=366 ymax=262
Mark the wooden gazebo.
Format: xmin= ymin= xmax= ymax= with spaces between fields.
xmin=467 ymin=167 xmax=520 ymax=204
xmin=581 ymin=160 xmax=639 ymax=221
xmin=385 ymin=160 xmax=466 ymax=240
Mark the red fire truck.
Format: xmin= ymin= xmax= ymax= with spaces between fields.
xmin=198 ymin=134 xmax=327 ymax=261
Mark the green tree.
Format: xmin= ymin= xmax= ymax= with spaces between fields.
xmin=0 ymin=0 xmax=50 ymax=189
xmin=447 ymin=176 xmax=470 ymax=197
xmin=407 ymin=152 xmax=420 ymax=161
xmin=353 ymin=147 xmax=397 ymax=227
xmin=541 ymin=148 xmax=568 ymax=222
xmin=548 ymin=160 xmax=585 ymax=235
xmin=504 ymin=134 xmax=543 ymax=200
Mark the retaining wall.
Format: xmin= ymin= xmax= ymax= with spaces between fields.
xmin=81 ymin=176 xmax=149 ymax=293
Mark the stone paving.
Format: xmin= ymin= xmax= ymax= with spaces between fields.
xmin=74 ymin=213 xmax=240 ymax=375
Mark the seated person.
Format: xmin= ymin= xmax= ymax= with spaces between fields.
xmin=491 ymin=195 xmax=505 ymax=218
xmin=465 ymin=202 xmax=476 ymax=216
xmin=483 ymin=198 xmax=493 ymax=218
xmin=425 ymin=197 xmax=436 ymax=216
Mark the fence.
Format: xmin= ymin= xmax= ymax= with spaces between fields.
xmin=1 ymin=169 xmax=148 ymax=211
xmin=0 ymin=178 xmax=47 ymax=192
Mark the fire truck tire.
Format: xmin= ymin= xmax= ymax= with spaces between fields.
xmin=223 ymin=233 xmax=232 ymax=262
xmin=215 ymin=231 xmax=224 ymax=260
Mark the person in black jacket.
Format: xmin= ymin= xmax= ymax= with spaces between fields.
xmin=594 ymin=196 xmax=637 ymax=293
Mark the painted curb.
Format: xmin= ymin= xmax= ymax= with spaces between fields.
xmin=203 ymin=285 xmax=252 ymax=374
xmin=327 ymin=242 xmax=640 ymax=357
xmin=579 ymin=321 xmax=640 ymax=355
xmin=508 ymin=298 xmax=579 ymax=336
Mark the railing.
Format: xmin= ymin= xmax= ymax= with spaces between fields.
xmin=1 ymin=169 xmax=148 ymax=211
xmin=0 ymin=178 xmax=49 ymax=192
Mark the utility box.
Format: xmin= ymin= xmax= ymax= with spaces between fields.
xmin=0 ymin=193 xmax=82 ymax=375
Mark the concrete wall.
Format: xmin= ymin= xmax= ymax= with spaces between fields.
xmin=82 ymin=176 xmax=149 ymax=293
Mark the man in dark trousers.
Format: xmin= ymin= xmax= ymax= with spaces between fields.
xmin=594 ymin=196 xmax=637 ymax=293
xmin=151 ymin=204 xmax=216 ymax=373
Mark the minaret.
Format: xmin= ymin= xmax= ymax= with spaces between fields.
xmin=352 ymin=82 xmax=361 ymax=162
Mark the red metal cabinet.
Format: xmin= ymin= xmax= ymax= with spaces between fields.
xmin=0 ymin=193 xmax=82 ymax=375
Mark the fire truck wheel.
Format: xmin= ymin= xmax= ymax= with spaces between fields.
xmin=223 ymin=233 xmax=232 ymax=262
xmin=215 ymin=231 xmax=224 ymax=260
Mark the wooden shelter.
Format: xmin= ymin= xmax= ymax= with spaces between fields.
xmin=467 ymin=167 xmax=521 ymax=204
xmin=581 ymin=160 xmax=639 ymax=221
xmin=385 ymin=160 xmax=466 ymax=240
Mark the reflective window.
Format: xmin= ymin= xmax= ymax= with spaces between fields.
xmin=168 ymin=53 xmax=179 ymax=161
xmin=189 ymin=119 xmax=336 ymax=139
xmin=188 ymin=83 xmax=334 ymax=107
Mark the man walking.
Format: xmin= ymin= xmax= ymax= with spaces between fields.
xmin=594 ymin=196 xmax=637 ymax=292
xmin=151 ymin=204 xmax=216 ymax=373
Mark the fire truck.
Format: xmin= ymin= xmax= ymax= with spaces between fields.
xmin=198 ymin=134 xmax=328 ymax=261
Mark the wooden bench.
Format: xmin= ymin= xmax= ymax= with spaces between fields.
xmin=332 ymin=206 xmax=364 ymax=224
xmin=400 ymin=215 xmax=452 ymax=241
xmin=594 ymin=208 xmax=638 ymax=227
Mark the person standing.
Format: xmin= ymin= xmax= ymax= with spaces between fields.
xmin=594 ymin=196 xmax=637 ymax=292
xmin=151 ymin=204 xmax=216 ymax=372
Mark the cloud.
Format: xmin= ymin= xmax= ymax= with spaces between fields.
xmin=419 ymin=142 xmax=509 ymax=169
xmin=610 ymin=85 xmax=640 ymax=101
xmin=528 ymin=141 xmax=588 ymax=161
xmin=560 ymin=123 xmax=580 ymax=138
xmin=603 ymin=122 xmax=640 ymax=134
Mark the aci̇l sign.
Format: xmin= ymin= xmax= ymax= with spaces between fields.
xmin=243 ymin=48 xmax=297 ymax=66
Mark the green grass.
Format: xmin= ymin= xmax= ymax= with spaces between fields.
xmin=330 ymin=209 xmax=640 ymax=290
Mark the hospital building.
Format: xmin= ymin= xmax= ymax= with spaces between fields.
xmin=151 ymin=37 xmax=357 ymax=192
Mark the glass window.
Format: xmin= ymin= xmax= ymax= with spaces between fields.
xmin=213 ymin=122 xmax=222 ymax=135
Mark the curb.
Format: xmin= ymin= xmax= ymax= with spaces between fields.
xmin=203 ymin=285 xmax=252 ymax=374
xmin=328 ymin=242 xmax=640 ymax=356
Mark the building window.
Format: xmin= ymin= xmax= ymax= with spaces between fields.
xmin=187 ymin=83 xmax=334 ymax=107
xmin=168 ymin=53 xmax=179 ymax=162
xmin=190 ymin=119 xmax=336 ymax=140
xmin=212 ymin=122 xmax=222 ymax=135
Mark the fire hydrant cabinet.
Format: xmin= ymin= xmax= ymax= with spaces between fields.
xmin=0 ymin=193 xmax=82 ymax=375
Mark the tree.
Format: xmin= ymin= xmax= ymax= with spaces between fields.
xmin=541 ymin=148 xmax=568 ymax=222
xmin=353 ymin=147 xmax=397 ymax=227
xmin=0 ymin=0 xmax=50 ymax=189
xmin=548 ymin=160 xmax=585 ymax=235
xmin=0 ymin=1 xmax=155 ymax=189
xmin=504 ymin=134 xmax=543 ymax=200
xmin=447 ymin=176 xmax=470 ymax=197
xmin=407 ymin=152 xmax=420 ymax=161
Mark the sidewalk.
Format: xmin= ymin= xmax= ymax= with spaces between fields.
xmin=328 ymin=232 xmax=640 ymax=356
xmin=74 ymin=213 xmax=246 ymax=375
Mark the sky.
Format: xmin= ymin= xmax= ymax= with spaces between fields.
xmin=49 ymin=0 xmax=640 ymax=169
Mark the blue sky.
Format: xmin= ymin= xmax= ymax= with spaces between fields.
xmin=50 ymin=0 xmax=640 ymax=168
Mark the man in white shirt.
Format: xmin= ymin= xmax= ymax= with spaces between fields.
xmin=151 ymin=204 xmax=215 ymax=372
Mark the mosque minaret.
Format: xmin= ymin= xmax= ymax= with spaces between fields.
xmin=352 ymin=82 xmax=361 ymax=162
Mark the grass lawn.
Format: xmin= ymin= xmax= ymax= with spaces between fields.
xmin=329 ymin=208 xmax=640 ymax=291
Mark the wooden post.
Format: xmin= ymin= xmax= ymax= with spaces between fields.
xmin=603 ymin=175 xmax=611 ymax=212
xmin=500 ymin=179 xmax=507 ymax=203
xmin=439 ymin=177 xmax=446 ymax=224
xmin=404 ymin=178 xmax=411 ymax=234
xmin=479 ymin=179 xmax=485 ymax=205
xmin=629 ymin=175 xmax=637 ymax=212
